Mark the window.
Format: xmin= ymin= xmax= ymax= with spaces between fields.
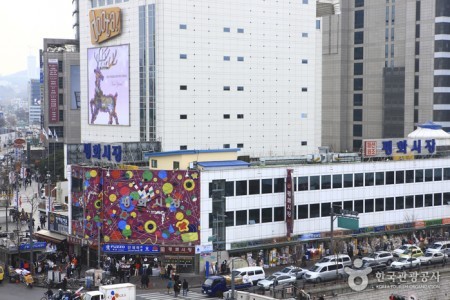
xmin=425 ymin=169 xmax=433 ymax=182
xmin=58 ymin=77 xmax=64 ymax=89
xmin=302 ymin=87 xmax=308 ymax=92
xmin=262 ymin=208 xmax=272 ymax=223
xmin=223 ymin=86 xmax=230 ymax=91
xmin=344 ymin=174 xmax=353 ymax=188
xmin=333 ymin=174 xmax=342 ymax=188
xmin=262 ymin=179 xmax=273 ymax=194
xmin=354 ymin=94 xmax=363 ymax=106
xmin=249 ymin=180 xmax=260 ymax=195
xmin=237 ymin=86 xmax=244 ymax=91
xmin=58 ymin=61 xmax=63 ymax=72
xmin=365 ymin=172 xmax=374 ymax=186
xmin=425 ymin=194 xmax=433 ymax=207
xmin=303 ymin=0 xmax=309 ymax=3
xmin=225 ymin=182 xmax=234 ymax=196
xmin=274 ymin=207 xmax=284 ymax=222
xmin=223 ymin=114 xmax=230 ymax=119
xmin=298 ymin=205 xmax=308 ymax=219
xmin=59 ymin=94 xmax=64 ymax=105
xmin=236 ymin=210 xmax=247 ymax=225
xmin=237 ymin=143 xmax=244 ymax=148
xmin=237 ymin=56 xmax=244 ymax=62
xmin=316 ymin=20 xmax=321 ymax=29
xmin=180 ymin=114 xmax=187 ymax=119
xmin=445 ymin=193 xmax=450 ymax=206
xmin=180 ymin=54 xmax=187 ymax=59
xmin=354 ymin=173 xmax=364 ymax=187
xmin=223 ymin=144 xmax=230 ymax=148
xmin=180 ymin=145 xmax=187 ymax=150
xmin=302 ymin=59 xmax=308 ymax=64
xmin=385 ymin=197 xmax=394 ymax=211
xmin=179 ymin=24 xmax=187 ymax=29
xmin=151 ymin=159 xmax=157 ymax=168
xmin=435 ymin=193 xmax=442 ymax=206
xmin=353 ymin=109 xmax=362 ymax=121
xmin=249 ymin=209 xmax=260 ymax=224
xmin=355 ymin=10 xmax=364 ymax=29
xmin=321 ymin=203 xmax=331 ymax=217
xmin=396 ymin=171 xmax=404 ymax=184
xmin=354 ymin=63 xmax=363 ymax=76
xmin=301 ymin=141 xmax=307 ymax=146
xmin=310 ymin=176 xmax=320 ymax=190
xmin=386 ymin=171 xmax=394 ymax=185
xmin=298 ymin=176 xmax=308 ymax=191
xmin=302 ymin=32 xmax=308 ymax=37
xmin=59 ymin=110 xmax=64 ymax=121
xmin=223 ymin=27 xmax=230 ymax=32
xmin=236 ymin=180 xmax=247 ymax=196
xmin=444 ymin=168 xmax=450 ymax=180
xmin=365 ymin=199 xmax=374 ymax=213
xmin=354 ymin=47 xmax=364 ymax=60
xmin=344 ymin=201 xmax=353 ymax=211
xmin=354 ymin=200 xmax=364 ymax=213
xmin=415 ymin=169 xmax=423 ymax=182
xmin=395 ymin=197 xmax=404 ymax=210
xmin=274 ymin=178 xmax=285 ymax=193
xmin=354 ymin=32 xmax=364 ymax=44
xmin=354 ymin=78 xmax=363 ymax=91
xmin=406 ymin=170 xmax=415 ymax=183
xmin=180 ymin=85 xmax=187 ymax=90
xmin=173 ymin=161 xmax=180 ymax=170
xmin=321 ymin=175 xmax=331 ymax=189
xmin=375 ymin=198 xmax=384 ymax=212
xmin=405 ymin=195 xmax=414 ymax=209
xmin=237 ymin=114 xmax=244 ymax=119
xmin=435 ymin=168 xmax=442 ymax=181
xmin=237 ymin=28 xmax=244 ymax=33
xmin=224 ymin=56 xmax=230 ymax=61
xmin=415 ymin=195 xmax=423 ymax=208
xmin=376 ymin=172 xmax=384 ymax=185
xmin=225 ymin=211 xmax=234 ymax=227
xmin=355 ymin=0 xmax=364 ymax=7
xmin=415 ymin=41 xmax=420 ymax=55
xmin=310 ymin=204 xmax=320 ymax=218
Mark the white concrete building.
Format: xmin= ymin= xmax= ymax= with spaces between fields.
xmin=79 ymin=0 xmax=321 ymax=158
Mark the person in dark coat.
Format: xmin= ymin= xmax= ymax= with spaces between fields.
xmin=182 ymin=279 xmax=189 ymax=296
xmin=173 ymin=279 xmax=181 ymax=297
xmin=62 ymin=277 xmax=67 ymax=291
xmin=141 ymin=273 xmax=149 ymax=289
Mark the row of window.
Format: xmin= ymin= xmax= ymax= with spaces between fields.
xmin=209 ymin=192 xmax=446 ymax=228
xmin=296 ymin=193 xmax=449 ymax=220
xmin=179 ymin=85 xmax=307 ymax=92
xmin=180 ymin=114 xmax=245 ymax=120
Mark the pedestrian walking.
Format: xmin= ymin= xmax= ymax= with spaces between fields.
xmin=182 ymin=279 xmax=189 ymax=296
xmin=167 ymin=278 xmax=173 ymax=294
xmin=141 ymin=273 xmax=149 ymax=289
xmin=173 ymin=279 xmax=181 ymax=297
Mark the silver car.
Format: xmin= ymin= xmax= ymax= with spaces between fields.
xmin=362 ymin=251 xmax=394 ymax=265
xmin=257 ymin=274 xmax=296 ymax=290
xmin=418 ymin=252 xmax=447 ymax=265
xmin=303 ymin=263 xmax=345 ymax=283
xmin=272 ymin=266 xmax=307 ymax=279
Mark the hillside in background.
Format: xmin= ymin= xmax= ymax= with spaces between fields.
xmin=0 ymin=70 xmax=29 ymax=101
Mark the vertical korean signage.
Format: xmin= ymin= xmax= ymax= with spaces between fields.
xmin=48 ymin=59 xmax=59 ymax=123
xmin=286 ymin=169 xmax=294 ymax=237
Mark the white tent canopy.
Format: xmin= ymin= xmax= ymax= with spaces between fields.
xmin=407 ymin=121 xmax=450 ymax=145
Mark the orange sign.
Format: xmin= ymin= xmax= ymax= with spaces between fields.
xmin=89 ymin=7 xmax=121 ymax=44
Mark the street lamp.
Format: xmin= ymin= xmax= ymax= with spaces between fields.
xmin=46 ymin=171 xmax=51 ymax=230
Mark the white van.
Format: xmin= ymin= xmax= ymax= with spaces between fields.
xmin=426 ymin=241 xmax=450 ymax=255
xmin=304 ymin=263 xmax=345 ymax=283
xmin=231 ymin=266 xmax=265 ymax=285
xmin=315 ymin=254 xmax=352 ymax=267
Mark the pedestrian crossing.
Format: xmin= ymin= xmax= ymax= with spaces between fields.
xmin=137 ymin=291 xmax=212 ymax=300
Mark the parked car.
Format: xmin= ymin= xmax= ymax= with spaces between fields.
xmin=390 ymin=258 xmax=421 ymax=270
xmin=362 ymin=251 xmax=394 ymax=265
xmin=393 ymin=244 xmax=420 ymax=257
xmin=304 ymin=263 xmax=345 ymax=283
xmin=418 ymin=252 xmax=447 ymax=265
xmin=231 ymin=266 xmax=265 ymax=285
xmin=426 ymin=241 xmax=450 ymax=255
xmin=257 ymin=274 xmax=296 ymax=290
xmin=272 ymin=266 xmax=307 ymax=279
xmin=399 ymin=248 xmax=424 ymax=259
xmin=315 ymin=254 xmax=352 ymax=267
xmin=354 ymin=261 xmax=387 ymax=274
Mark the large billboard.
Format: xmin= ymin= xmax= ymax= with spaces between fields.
xmin=70 ymin=65 xmax=80 ymax=110
xmin=48 ymin=59 xmax=59 ymax=123
xmin=87 ymin=45 xmax=129 ymax=126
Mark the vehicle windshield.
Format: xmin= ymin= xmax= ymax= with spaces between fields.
xmin=204 ymin=278 xmax=214 ymax=285
xmin=429 ymin=243 xmax=442 ymax=249
xmin=368 ymin=253 xmax=377 ymax=258
xmin=266 ymin=276 xmax=276 ymax=281
xmin=403 ymin=250 xmax=412 ymax=255
xmin=279 ymin=267 xmax=291 ymax=273
xmin=398 ymin=258 xmax=408 ymax=263
xmin=231 ymin=271 xmax=241 ymax=277
xmin=425 ymin=252 xmax=433 ymax=257
xmin=310 ymin=265 xmax=321 ymax=272
xmin=318 ymin=257 xmax=331 ymax=263
xmin=399 ymin=245 xmax=409 ymax=250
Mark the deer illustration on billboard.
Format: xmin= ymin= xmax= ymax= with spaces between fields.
xmin=90 ymin=47 xmax=119 ymax=125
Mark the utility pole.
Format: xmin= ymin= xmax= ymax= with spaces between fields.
xmin=28 ymin=194 xmax=36 ymax=275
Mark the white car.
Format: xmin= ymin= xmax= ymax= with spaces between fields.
xmin=390 ymin=257 xmax=421 ymax=270
xmin=393 ymin=244 xmax=419 ymax=257
xmin=272 ymin=266 xmax=307 ymax=279
xmin=256 ymin=275 xmax=296 ymax=290
xmin=418 ymin=252 xmax=447 ymax=265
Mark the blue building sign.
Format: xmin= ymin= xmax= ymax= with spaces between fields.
xmin=83 ymin=143 xmax=122 ymax=163
xmin=19 ymin=242 xmax=47 ymax=251
xmin=298 ymin=232 xmax=322 ymax=241
xmin=363 ymin=138 xmax=436 ymax=158
xmin=102 ymin=244 xmax=160 ymax=254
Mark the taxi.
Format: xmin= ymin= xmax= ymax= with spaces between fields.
xmin=0 ymin=265 xmax=4 ymax=283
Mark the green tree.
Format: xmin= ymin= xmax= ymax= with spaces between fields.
xmin=35 ymin=148 xmax=65 ymax=181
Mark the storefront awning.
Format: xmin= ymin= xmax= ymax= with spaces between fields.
xmin=33 ymin=230 xmax=67 ymax=244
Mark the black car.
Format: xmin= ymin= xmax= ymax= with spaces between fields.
xmin=354 ymin=261 xmax=387 ymax=274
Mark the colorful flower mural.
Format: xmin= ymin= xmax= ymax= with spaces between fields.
xmin=71 ymin=166 xmax=200 ymax=246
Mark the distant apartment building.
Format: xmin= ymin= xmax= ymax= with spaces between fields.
xmin=322 ymin=0 xmax=450 ymax=152
xmin=28 ymin=79 xmax=41 ymax=125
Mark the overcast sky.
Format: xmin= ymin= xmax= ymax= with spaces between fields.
xmin=0 ymin=0 xmax=74 ymax=76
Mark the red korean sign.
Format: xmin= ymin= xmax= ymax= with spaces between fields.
xmin=286 ymin=169 xmax=294 ymax=237
xmin=48 ymin=59 xmax=59 ymax=123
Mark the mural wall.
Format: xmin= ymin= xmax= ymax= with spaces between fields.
xmin=71 ymin=166 xmax=201 ymax=246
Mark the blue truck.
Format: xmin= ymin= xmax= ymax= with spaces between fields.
xmin=201 ymin=275 xmax=252 ymax=297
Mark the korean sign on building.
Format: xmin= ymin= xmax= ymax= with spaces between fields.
xmin=48 ymin=59 xmax=59 ymax=123
xmin=102 ymin=244 xmax=160 ymax=254
xmin=89 ymin=7 xmax=121 ymax=44
xmin=363 ymin=138 xmax=436 ymax=158
xmin=49 ymin=212 xmax=69 ymax=234
xmin=285 ymin=169 xmax=294 ymax=237
xmin=83 ymin=143 xmax=122 ymax=163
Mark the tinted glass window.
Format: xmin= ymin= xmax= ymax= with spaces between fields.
xmin=298 ymin=176 xmax=308 ymax=191
xmin=274 ymin=207 xmax=284 ymax=222
xmin=262 ymin=179 xmax=273 ymax=194
xmin=249 ymin=209 xmax=260 ymax=224
xmin=445 ymin=168 xmax=450 ymax=180
xmin=354 ymin=47 xmax=364 ymax=59
xmin=365 ymin=173 xmax=374 ymax=186
xmin=406 ymin=170 xmax=415 ymax=183
xmin=354 ymin=94 xmax=363 ymax=106
xmin=365 ymin=199 xmax=374 ymax=213
xmin=322 ymin=175 xmax=331 ymax=189
xmin=225 ymin=181 xmax=234 ymax=196
xmin=344 ymin=174 xmax=353 ymax=188
xmin=396 ymin=197 xmax=404 ymax=209
xmin=415 ymin=170 xmax=424 ymax=182
xmin=425 ymin=169 xmax=433 ymax=182
xmin=298 ymin=205 xmax=308 ymax=219
xmin=333 ymin=174 xmax=342 ymax=188
xmin=354 ymin=173 xmax=364 ymax=187
xmin=376 ymin=172 xmax=384 ymax=185
xmin=435 ymin=168 xmax=442 ymax=181
xmin=355 ymin=200 xmax=364 ymax=214
xmin=396 ymin=171 xmax=404 ymax=184
xmin=236 ymin=210 xmax=247 ymax=225
xmin=385 ymin=197 xmax=394 ymax=210
xmin=405 ymin=195 xmax=414 ymax=209
xmin=355 ymin=10 xmax=364 ymax=29
xmin=310 ymin=204 xmax=320 ymax=218
xmin=321 ymin=203 xmax=331 ymax=217
xmin=344 ymin=201 xmax=353 ymax=211
xmin=354 ymin=32 xmax=364 ymax=44
xmin=236 ymin=180 xmax=247 ymax=196
xmin=354 ymin=78 xmax=363 ymax=90
xmin=274 ymin=178 xmax=285 ymax=193
xmin=225 ymin=211 xmax=234 ymax=227
xmin=249 ymin=180 xmax=260 ymax=195
xmin=415 ymin=195 xmax=423 ymax=208
xmin=375 ymin=198 xmax=384 ymax=212
xmin=435 ymin=193 xmax=442 ymax=206
xmin=310 ymin=176 xmax=320 ymax=190
xmin=386 ymin=171 xmax=394 ymax=185
xmin=425 ymin=194 xmax=433 ymax=207
xmin=262 ymin=208 xmax=272 ymax=223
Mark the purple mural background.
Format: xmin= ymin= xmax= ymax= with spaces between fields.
xmin=71 ymin=166 xmax=200 ymax=246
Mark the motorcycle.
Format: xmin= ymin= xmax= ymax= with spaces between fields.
xmin=11 ymin=268 xmax=33 ymax=288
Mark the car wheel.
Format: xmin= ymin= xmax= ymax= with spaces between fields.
xmin=427 ymin=261 xmax=431 ymax=265
xmin=315 ymin=278 xmax=322 ymax=283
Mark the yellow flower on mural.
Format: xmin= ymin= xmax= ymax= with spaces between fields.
xmin=183 ymin=179 xmax=195 ymax=191
xmin=176 ymin=219 xmax=190 ymax=232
